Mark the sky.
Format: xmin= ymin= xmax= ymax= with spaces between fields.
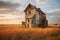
xmin=0 ymin=0 xmax=60 ymax=24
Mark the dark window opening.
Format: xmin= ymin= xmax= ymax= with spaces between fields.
xmin=28 ymin=25 xmax=29 ymax=27
xmin=29 ymin=11 xmax=31 ymax=14
xmin=28 ymin=19 xmax=29 ymax=22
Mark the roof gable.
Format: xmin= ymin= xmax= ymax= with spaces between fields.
xmin=36 ymin=8 xmax=46 ymax=15
xmin=24 ymin=4 xmax=46 ymax=18
xmin=24 ymin=3 xmax=36 ymax=12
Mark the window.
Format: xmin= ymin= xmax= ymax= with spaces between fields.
xmin=29 ymin=11 xmax=31 ymax=14
xmin=28 ymin=24 xmax=29 ymax=27
xmin=28 ymin=19 xmax=29 ymax=22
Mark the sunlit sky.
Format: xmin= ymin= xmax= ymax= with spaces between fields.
xmin=0 ymin=0 xmax=60 ymax=24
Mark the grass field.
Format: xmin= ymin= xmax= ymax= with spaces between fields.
xmin=0 ymin=24 xmax=60 ymax=40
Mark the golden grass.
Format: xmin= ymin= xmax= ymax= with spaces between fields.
xmin=0 ymin=24 xmax=60 ymax=40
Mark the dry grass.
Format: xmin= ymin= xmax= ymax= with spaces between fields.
xmin=0 ymin=24 xmax=60 ymax=40
xmin=48 ymin=24 xmax=60 ymax=28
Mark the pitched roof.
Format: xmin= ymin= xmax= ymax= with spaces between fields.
xmin=24 ymin=3 xmax=36 ymax=12
xmin=24 ymin=4 xmax=46 ymax=18
xmin=37 ymin=8 xmax=46 ymax=15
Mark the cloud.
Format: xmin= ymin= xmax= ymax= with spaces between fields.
xmin=0 ymin=13 xmax=25 ymax=24
xmin=0 ymin=0 xmax=24 ymax=24
xmin=47 ymin=9 xmax=60 ymax=17
xmin=47 ymin=9 xmax=60 ymax=13
xmin=0 ymin=0 xmax=25 ymax=3
xmin=36 ymin=0 xmax=40 ymax=3
xmin=47 ymin=9 xmax=60 ymax=24
xmin=0 ymin=1 xmax=20 ymax=9
xmin=35 ymin=0 xmax=46 ymax=5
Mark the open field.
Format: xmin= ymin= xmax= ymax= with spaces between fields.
xmin=0 ymin=24 xmax=60 ymax=40
xmin=48 ymin=24 xmax=60 ymax=28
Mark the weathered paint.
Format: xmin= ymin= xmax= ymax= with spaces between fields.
xmin=22 ymin=4 xmax=48 ymax=27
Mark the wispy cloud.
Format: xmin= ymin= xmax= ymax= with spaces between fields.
xmin=0 ymin=1 xmax=20 ymax=9
xmin=0 ymin=0 xmax=25 ymax=3
xmin=47 ymin=9 xmax=60 ymax=13
xmin=35 ymin=0 xmax=46 ymax=5
xmin=0 ymin=0 xmax=60 ymax=24
xmin=47 ymin=9 xmax=60 ymax=24
xmin=0 ymin=13 xmax=25 ymax=24
xmin=36 ymin=0 xmax=40 ymax=3
xmin=0 ymin=0 xmax=24 ymax=24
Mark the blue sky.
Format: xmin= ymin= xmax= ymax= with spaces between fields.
xmin=0 ymin=0 xmax=60 ymax=24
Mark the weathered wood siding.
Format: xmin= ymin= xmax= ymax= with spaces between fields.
xmin=24 ymin=4 xmax=48 ymax=27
